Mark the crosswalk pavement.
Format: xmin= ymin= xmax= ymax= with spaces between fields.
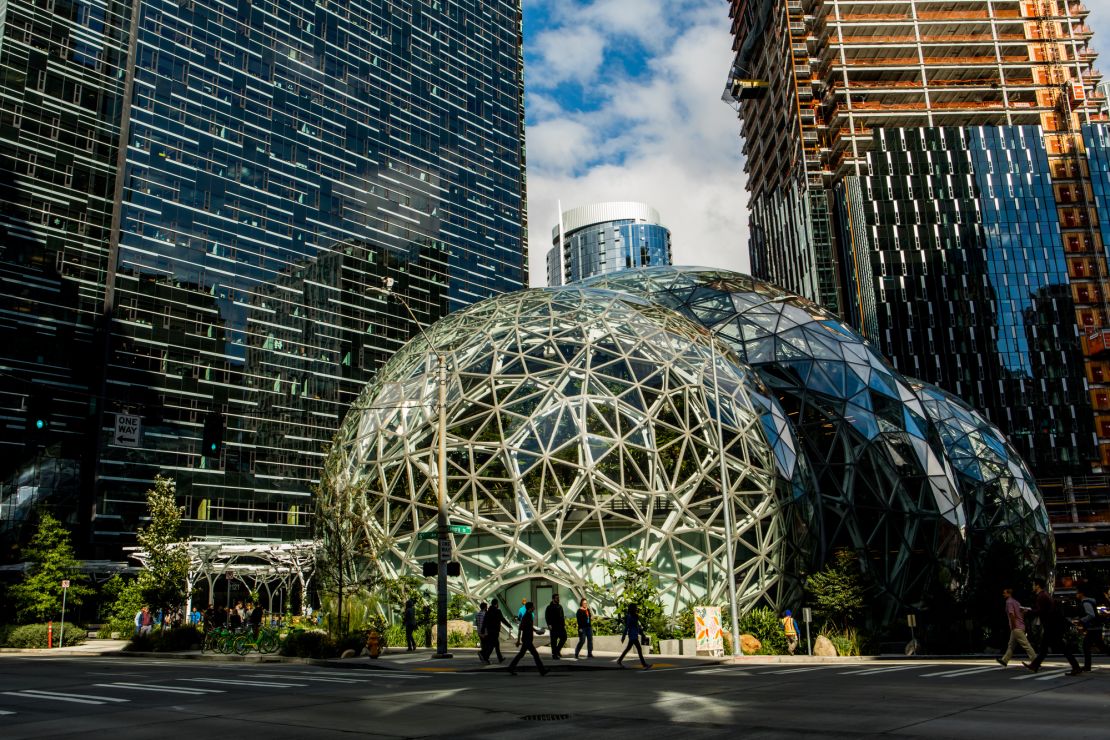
xmin=0 ymin=667 xmax=432 ymax=717
xmin=687 ymin=662 xmax=1094 ymax=683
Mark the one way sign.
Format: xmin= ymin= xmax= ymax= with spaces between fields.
xmin=113 ymin=414 xmax=142 ymax=447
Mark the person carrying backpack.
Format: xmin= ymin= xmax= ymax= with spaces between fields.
xmin=1075 ymin=584 xmax=1108 ymax=672
xmin=1024 ymin=577 xmax=1081 ymax=675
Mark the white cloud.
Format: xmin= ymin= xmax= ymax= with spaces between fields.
xmin=523 ymin=0 xmax=748 ymax=286
xmin=531 ymin=26 xmax=608 ymax=86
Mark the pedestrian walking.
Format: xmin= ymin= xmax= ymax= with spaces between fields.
xmin=475 ymin=602 xmax=489 ymax=664
xmin=1075 ymin=584 xmax=1107 ymax=672
xmin=516 ymin=598 xmax=528 ymax=625
xmin=1023 ymin=577 xmax=1082 ymax=675
xmin=996 ymin=587 xmax=1036 ymax=666
xmin=545 ymin=594 xmax=567 ymax=659
xmin=617 ymin=604 xmax=651 ymax=669
xmin=507 ymin=602 xmax=548 ymax=676
xmin=403 ymin=598 xmax=418 ymax=651
xmin=574 ymin=598 xmax=594 ymax=659
xmin=781 ymin=610 xmax=800 ymax=655
xmin=138 ymin=606 xmax=154 ymax=636
xmin=481 ymin=600 xmax=508 ymax=663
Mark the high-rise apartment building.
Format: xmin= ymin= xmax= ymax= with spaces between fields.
xmin=727 ymin=0 xmax=1110 ymax=587
xmin=0 ymin=0 xmax=528 ymax=554
xmin=546 ymin=202 xmax=671 ymax=286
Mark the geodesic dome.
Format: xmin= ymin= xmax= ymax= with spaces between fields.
xmin=327 ymin=287 xmax=814 ymax=614
xmin=911 ymin=379 xmax=1053 ymax=590
xmin=579 ymin=267 xmax=969 ymax=616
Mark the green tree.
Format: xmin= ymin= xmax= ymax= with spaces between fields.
xmin=314 ymin=440 xmax=382 ymax=637
xmin=98 ymin=574 xmax=146 ymax=636
xmin=806 ymin=549 xmax=866 ymax=632
xmin=135 ymin=475 xmax=190 ymax=614
xmin=10 ymin=511 xmax=92 ymax=622
xmin=591 ymin=548 xmax=665 ymax=633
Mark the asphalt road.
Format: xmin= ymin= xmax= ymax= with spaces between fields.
xmin=0 ymin=655 xmax=1105 ymax=738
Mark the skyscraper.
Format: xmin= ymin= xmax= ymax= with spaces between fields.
xmin=0 ymin=0 xmax=528 ymax=553
xmin=546 ymin=202 xmax=671 ymax=286
xmin=727 ymin=1 xmax=1107 ymax=478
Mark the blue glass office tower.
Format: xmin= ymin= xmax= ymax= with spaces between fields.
xmin=0 ymin=0 xmax=528 ymax=552
xmin=546 ymin=202 xmax=671 ymax=286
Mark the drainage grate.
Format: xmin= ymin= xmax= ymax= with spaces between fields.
xmin=520 ymin=714 xmax=570 ymax=722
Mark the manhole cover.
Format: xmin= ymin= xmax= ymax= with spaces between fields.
xmin=520 ymin=714 xmax=570 ymax=722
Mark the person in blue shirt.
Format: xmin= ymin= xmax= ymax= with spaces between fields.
xmin=617 ymin=603 xmax=651 ymax=669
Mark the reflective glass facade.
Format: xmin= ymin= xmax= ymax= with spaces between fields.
xmin=0 ymin=0 xmax=527 ymax=552
xmin=0 ymin=0 xmax=134 ymax=546
xmin=852 ymin=126 xmax=1095 ymax=476
xmin=546 ymin=202 xmax=671 ymax=286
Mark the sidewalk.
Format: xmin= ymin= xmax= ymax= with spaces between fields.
xmin=328 ymin=646 xmax=724 ymax=673
xmin=0 ymin=639 xmax=130 ymax=657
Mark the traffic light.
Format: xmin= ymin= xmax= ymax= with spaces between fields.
xmin=422 ymin=562 xmax=438 ymax=577
xmin=446 ymin=561 xmax=461 ymax=577
xmin=201 ymin=412 xmax=224 ymax=458
xmin=24 ymin=391 xmax=50 ymax=443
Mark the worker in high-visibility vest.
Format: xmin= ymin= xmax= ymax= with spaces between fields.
xmin=782 ymin=610 xmax=799 ymax=655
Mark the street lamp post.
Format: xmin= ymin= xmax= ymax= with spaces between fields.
xmin=373 ymin=278 xmax=452 ymax=659
xmin=708 ymin=338 xmax=743 ymax=658
xmin=706 ymin=294 xmax=791 ymax=659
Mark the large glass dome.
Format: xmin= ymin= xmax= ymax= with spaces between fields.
xmin=327 ymin=287 xmax=814 ymax=614
xmin=579 ymin=267 xmax=970 ymax=618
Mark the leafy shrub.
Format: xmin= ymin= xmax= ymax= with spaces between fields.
xmin=281 ymin=629 xmax=334 ymax=658
xmin=738 ymin=607 xmax=789 ymax=655
xmin=447 ymin=629 xmax=478 ymax=648
xmin=3 ymin=623 xmax=86 ymax=648
xmin=824 ymin=627 xmax=862 ymax=657
xmin=384 ymin=623 xmax=405 ymax=648
xmin=123 ymin=626 xmax=203 ymax=652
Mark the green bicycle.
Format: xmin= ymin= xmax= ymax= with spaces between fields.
xmin=202 ymin=625 xmax=242 ymax=654
xmin=232 ymin=626 xmax=280 ymax=655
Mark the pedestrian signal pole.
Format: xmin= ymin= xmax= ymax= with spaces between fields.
xmin=60 ymin=579 xmax=70 ymax=647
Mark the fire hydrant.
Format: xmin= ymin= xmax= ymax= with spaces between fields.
xmin=365 ymin=629 xmax=382 ymax=659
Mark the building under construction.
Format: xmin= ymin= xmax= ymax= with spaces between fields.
xmin=727 ymin=0 xmax=1110 ymax=589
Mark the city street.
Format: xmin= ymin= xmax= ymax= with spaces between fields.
xmin=0 ymin=654 xmax=1105 ymax=738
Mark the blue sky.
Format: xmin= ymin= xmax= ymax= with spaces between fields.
xmin=522 ymin=0 xmax=1110 ymax=287
xmin=521 ymin=0 xmax=747 ymax=285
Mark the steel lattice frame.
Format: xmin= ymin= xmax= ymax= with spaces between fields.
xmin=329 ymin=288 xmax=813 ymax=615
xmin=579 ymin=268 xmax=972 ymax=618
xmin=910 ymin=380 xmax=1054 ymax=593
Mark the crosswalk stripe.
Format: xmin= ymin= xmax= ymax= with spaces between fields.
xmin=920 ymin=666 xmax=1001 ymax=678
xmin=179 ymin=677 xmax=306 ymax=688
xmin=1 ymin=690 xmax=128 ymax=706
xmin=0 ymin=709 xmax=15 ymax=715
xmin=246 ymin=674 xmax=366 ymax=684
xmin=840 ymin=665 xmax=920 ymax=676
xmin=768 ymin=665 xmax=842 ymax=675
xmin=1012 ymin=669 xmax=1067 ymax=681
xmin=1034 ymin=671 xmax=1073 ymax=681
xmin=93 ymin=683 xmax=226 ymax=696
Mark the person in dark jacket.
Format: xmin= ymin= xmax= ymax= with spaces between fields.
xmin=1075 ymin=584 xmax=1108 ymax=672
xmin=1024 ymin=577 xmax=1081 ymax=675
xmin=507 ymin=602 xmax=548 ymax=676
xmin=544 ymin=595 xmax=567 ymax=659
xmin=574 ymin=598 xmax=594 ymax=659
xmin=617 ymin=603 xmax=651 ymax=669
xmin=403 ymin=598 xmax=418 ymax=651
xmin=248 ymin=601 xmax=263 ymax=637
xmin=479 ymin=600 xmax=508 ymax=663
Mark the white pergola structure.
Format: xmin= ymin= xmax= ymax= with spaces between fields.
xmin=126 ymin=540 xmax=317 ymax=616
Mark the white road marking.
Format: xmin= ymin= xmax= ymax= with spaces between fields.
xmin=1034 ymin=671 xmax=1074 ymax=681
xmin=1012 ymin=669 xmax=1067 ymax=680
xmin=94 ymin=683 xmax=226 ymax=695
xmin=179 ymin=677 xmax=306 ymax=688
xmin=245 ymin=673 xmax=366 ymax=684
xmin=2 ymin=690 xmax=130 ymax=705
xmin=0 ymin=708 xmax=15 ymax=715
xmin=840 ymin=665 xmax=921 ymax=676
xmin=768 ymin=665 xmax=843 ymax=675
xmin=920 ymin=666 xmax=1002 ymax=678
